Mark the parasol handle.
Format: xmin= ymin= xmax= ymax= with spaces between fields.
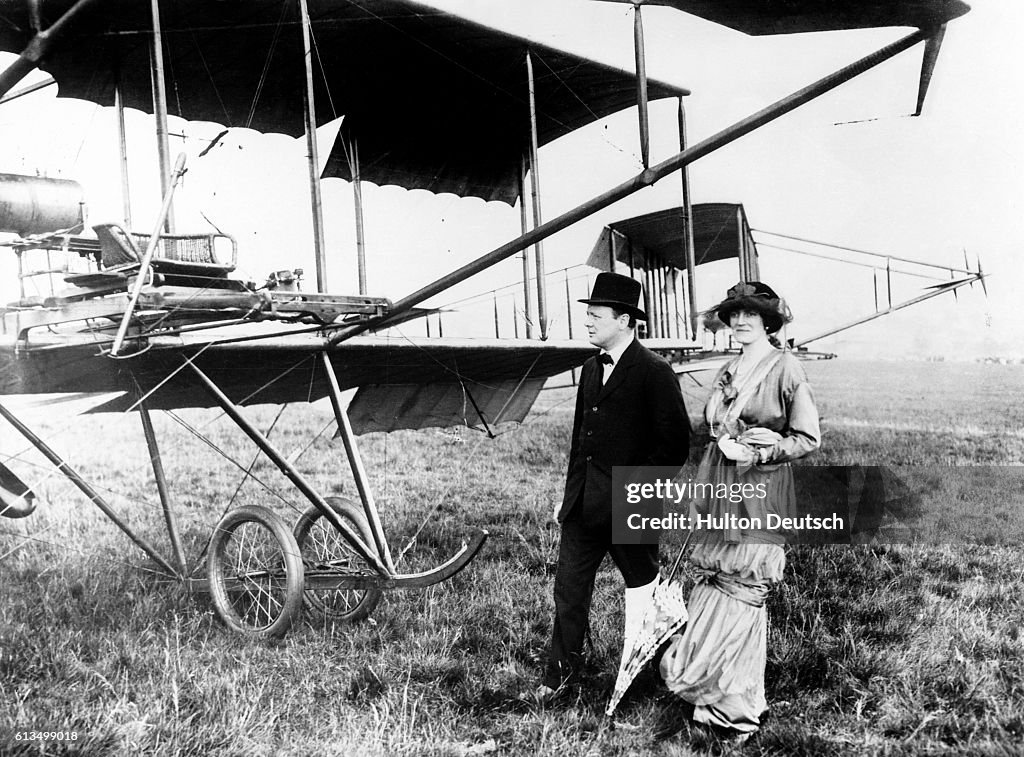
xmin=664 ymin=527 xmax=694 ymax=583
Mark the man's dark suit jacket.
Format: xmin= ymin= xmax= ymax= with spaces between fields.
xmin=560 ymin=338 xmax=690 ymax=523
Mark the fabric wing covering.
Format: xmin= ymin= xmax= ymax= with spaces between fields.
xmin=587 ymin=203 xmax=759 ymax=279
xmin=591 ymin=0 xmax=970 ymax=34
xmin=346 ymin=379 xmax=547 ymax=434
xmin=0 ymin=335 xmax=594 ymax=433
xmin=0 ymin=0 xmax=687 ymax=204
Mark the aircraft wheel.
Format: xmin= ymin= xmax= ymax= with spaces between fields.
xmin=294 ymin=496 xmax=383 ymax=623
xmin=207 ymin=505 xmax=304 ymax=638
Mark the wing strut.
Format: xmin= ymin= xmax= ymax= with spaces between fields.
xmin=525 ymin=51 xmax=549 ymax=338
xmin=319 ymin=353 xmax=396 ymax=573
xmin=634 ymin=3 xmax=651 ymax=168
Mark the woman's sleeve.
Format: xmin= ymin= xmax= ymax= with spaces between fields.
xmin=768 ymin=357 xmax=821 ymax=463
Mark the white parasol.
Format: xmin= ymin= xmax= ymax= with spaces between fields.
xmin=606 ymin=532 xmax=694 ymax=716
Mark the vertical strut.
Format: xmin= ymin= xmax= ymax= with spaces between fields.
xmin=525 ymin=51 xmax=548 ymax=339
xmin=138 ymin=402 xmax=187 ymax=575
xmin=298 ymin=0 xmax=328 ymax=293
xmin=351 ymin=138 xmax=368 ymax=295
xmin=517 ymin=157 xmax=534 ymax=339
xmin=115 ymin=73 xmax=132 ymax=228
xmin=318 ymin=353 xmax=395 ymax=572
xmin=633 ymin=3 xmax=650 ymax=168
xmin=149 ymin=0 xmax=174 ymax=233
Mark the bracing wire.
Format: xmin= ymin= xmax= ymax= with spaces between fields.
xmin=246 ymin=0 xmax=291 ymax=130
xmin=188 ymin=31 xmax=232 ymax=126
xmin=0 ymin=526 xmax=176 ymax=578
xmin=163 ymin=408 xmax=302 ymax=516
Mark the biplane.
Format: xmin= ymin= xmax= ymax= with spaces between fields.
xmin=0 ymin=0 xmax=979 ymax=637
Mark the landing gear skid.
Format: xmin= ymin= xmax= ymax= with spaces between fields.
xmin=0 ymin=349 xmax=489 ymax=639
xmin=189 ymin=353 xmax=488 ymax=637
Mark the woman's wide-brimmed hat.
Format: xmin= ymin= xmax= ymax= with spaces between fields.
xmin=579 ymin=272 xmax=647 ymax=321
xmin=711 ymin=281 xmax=792 ymax=334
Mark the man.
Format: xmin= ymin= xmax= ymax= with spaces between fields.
xmin=539 ymin=272 xmax=690 ymax=700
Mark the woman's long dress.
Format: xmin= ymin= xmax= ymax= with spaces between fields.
xmin=660 ymin=349 xmax=820 ymax=734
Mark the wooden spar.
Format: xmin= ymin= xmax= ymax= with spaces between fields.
xmin=736 ymin=205 xmax=747 ymax=280
xmin=672 ymin=270 xmax=682 ymax=338
xmin=115 ymin=74 xmax=133 ymax=228
xmin=633 ymin=3 xmax=650 ymax=168
xmin=0 ymin=77 xmax=54 ymax=105
xmin=139 ymin=402 xmax=187 ymax=575
xmin=517 ymin=156 xmax=534 ymax=339
xmin=655 ymin=265 xmax=665 ymax=337
xmin=654 ymin=263 xmax=663 ymax=335
xmin=149 ymin=0 xmax=174 ymax=233
xmin=754 ymin=242 xmax=948 ymax=281
xmin=351 ymin=138 xmax=368 ymax=294
xmin=646 ymin=267 xmax=659 ymax=337
xmin=661 ymin=263 xmax=671 ymax=336
xmin=564 ymin=269 xmax=575 ymax=339
xmin=320 ymin=354 xmax=395 ymax=573
xmin=0 ymin=0 xmax=99 ymax=100
xmin=678 ymin=97 xmax=698 ymax=335
xmin=110 ymin=153 xmax=187 ymax=356
xmin=28 ymin=0 xmax=41 ymax=31
xmin=327 ymin=27 xmax=930 ymax=345
xmin=564 ymin=270 xmax=578 ymax=384
xmin=525 ymin=51 xmax=548 ymax=339
xmin=793 ymin=275 xmax=981 ymax=348
xmin=753 ymin=229 xmax=978 ymax=275
xmin=298 ymin=0 xmax=328 ymax=293
xmin=886 ymin=258 xmax=893 ymax=307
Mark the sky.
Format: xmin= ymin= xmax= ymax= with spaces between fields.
xmin=0 ymin=0 xmax=1021 ymax=360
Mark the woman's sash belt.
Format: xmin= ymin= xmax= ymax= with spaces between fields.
xmin=695 ymin=568 xmax=770 ymax=608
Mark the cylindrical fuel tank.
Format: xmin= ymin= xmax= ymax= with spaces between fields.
xmin=0 ymin=174 xmax=85 ymax=235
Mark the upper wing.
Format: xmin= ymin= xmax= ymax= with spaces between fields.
xmin=594 ymin=0 xmax=969 ymax=35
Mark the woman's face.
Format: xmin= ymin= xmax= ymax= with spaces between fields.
xmin=729 ymin=308 xmax=768 ymax=345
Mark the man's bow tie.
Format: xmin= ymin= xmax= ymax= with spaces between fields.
xmin=598 ymin=353 xmax=613 ymax=365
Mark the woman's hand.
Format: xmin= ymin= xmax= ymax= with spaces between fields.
xmin=717 ymin=436 xmax=756 ymax=465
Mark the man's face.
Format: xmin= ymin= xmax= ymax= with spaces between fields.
xmin=585 ymin=305 xmax=628 ymax=350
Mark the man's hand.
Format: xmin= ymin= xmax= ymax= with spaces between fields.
xmin=717 ymin=436 xmax=756 ymax=465
xmin=552 ymin=500 xmax=563 ymax=522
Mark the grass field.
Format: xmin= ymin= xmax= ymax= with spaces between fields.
xmin=1 ymin=359 xmax=1023 ymax=755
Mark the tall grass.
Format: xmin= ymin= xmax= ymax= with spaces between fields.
xmin=1 ymin=360 xmax=1022 ymax=755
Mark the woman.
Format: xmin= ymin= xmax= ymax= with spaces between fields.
xmin=660 ymin=281 xmax=820 ymax=738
